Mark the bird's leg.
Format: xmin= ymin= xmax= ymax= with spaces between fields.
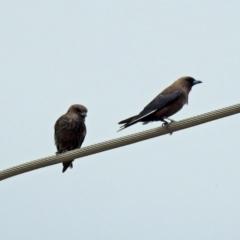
xmin=166 ymin=117 xmax=175 ymax=123
xmin=162 ymin=117 xmax=176 ymax=126
xmin=161 ymin=119 xmax=170 ymax=127
xmin=161 ymin=118 xmax=173 ymax=135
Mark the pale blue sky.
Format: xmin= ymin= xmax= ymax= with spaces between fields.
xmin=1 ymin=1 xmax=240 ymax=239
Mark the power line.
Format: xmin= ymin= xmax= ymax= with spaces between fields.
xmin=0 ymin=103 xmax=240 ymax=181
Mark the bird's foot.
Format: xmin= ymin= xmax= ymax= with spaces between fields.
xmin=56 ymin=150 xmax=68 ymax=155
xmin=162 ymin=122 xmax=169 ymax=127
xmin=161 ymin=119 xmax=173 ymax=135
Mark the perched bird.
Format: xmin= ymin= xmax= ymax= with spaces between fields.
xmin=54 ymin=104 xmax=87 ymax=173
xmin=118 ymin=76 xmax=202 ymax=131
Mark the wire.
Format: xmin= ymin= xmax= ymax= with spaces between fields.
xmin=0 ymin=103 xmax=240 ymax=181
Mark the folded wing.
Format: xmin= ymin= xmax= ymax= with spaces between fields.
xmin=118 ymin=89 xmax=182 ymax=131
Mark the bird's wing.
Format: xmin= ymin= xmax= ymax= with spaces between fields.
xmin=55 ymin=115 xmax=70 ymax=137
xmin=54 ymin=115 xmax=71 ymax=148
xmin=78 ymin=126 xmax=86 ymax=148
xmin=128 ymin=89 xmax=182 ymax=125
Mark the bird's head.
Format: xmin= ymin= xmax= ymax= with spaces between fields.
xmin=179 ymin=76 xmax=202 ymax=89
xmin=68 ymin=104 xmax=88 ymax=118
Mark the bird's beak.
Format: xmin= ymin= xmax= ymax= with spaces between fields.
xmin=192 ymin=79 xmax=202 ymax=85
xmin=81 ymin=112 xmax=87 ymax=117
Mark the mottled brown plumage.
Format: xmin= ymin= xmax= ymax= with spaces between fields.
xmin=54 ymin=104 xmax=87 ymax=173
xmin=118 ymin=76 xmax=202 ymax=131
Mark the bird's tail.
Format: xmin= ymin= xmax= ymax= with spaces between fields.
xmin=62 ymin=160 xmax=73 ymax=173
xmin=118 ymin=115 xmax=137 ymax=124
xmin=118 ymin=115 xmax=138 ymax=131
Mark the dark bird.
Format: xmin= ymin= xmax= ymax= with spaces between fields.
xmin=54 ymin=104 xmax=87 ymax=173
xmin=118 ymin=76 xmax=202 ymax=131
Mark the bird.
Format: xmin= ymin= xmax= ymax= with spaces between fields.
xmin=54 ymin=104 xmax=87 ymax=173
xmin=118 ymin=76 xmax=202 ymax=131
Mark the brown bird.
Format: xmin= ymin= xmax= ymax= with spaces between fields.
xmin=118 ymin=76 xmax=202 ymax=131
xmin=54 ymin=104 xmax=87 ymax=173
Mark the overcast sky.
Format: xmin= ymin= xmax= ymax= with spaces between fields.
xmin=1 ymin=1 xmax=240 ymax=239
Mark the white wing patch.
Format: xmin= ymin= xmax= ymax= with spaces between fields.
xmin=129 ymin=109 xmax=157 ymax=125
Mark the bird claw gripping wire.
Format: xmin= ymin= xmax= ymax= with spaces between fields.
xmin=162 ymin=118 xmax=175 ymax=135
xmin=56 ymin=150 xmax=68 ymax=155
